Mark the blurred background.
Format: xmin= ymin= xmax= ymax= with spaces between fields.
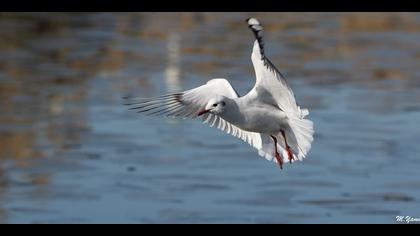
xmin=0 ymin=12 xmax=420 ymax=223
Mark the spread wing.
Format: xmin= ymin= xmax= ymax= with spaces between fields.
xmin=246 ymin=18 xmax=308 ymax=118
xmin=246 ymin=18 xmax=314 ymax=161
xmin=124 ymin=78 xmax=264 ymax=152
xmin=124 ymin=78 xmax=238 ymax=118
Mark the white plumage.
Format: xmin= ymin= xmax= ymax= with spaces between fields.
xmin=125 ymin=18 xmax=314 ymax=169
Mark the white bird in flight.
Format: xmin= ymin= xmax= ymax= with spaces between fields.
xmin=125 ymin=18 xmax=314 ymax=169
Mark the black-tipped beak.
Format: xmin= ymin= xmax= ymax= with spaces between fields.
xmin=197 ymin=109 xmax=210 ymax=116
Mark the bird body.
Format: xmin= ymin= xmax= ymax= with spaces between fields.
xmin=125 ymin=18 xmax=314 ymax=169
xmin=220 ymin=95 xmax=289 ymax=134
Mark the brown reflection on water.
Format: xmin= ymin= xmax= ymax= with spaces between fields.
xmin=0 ymin=14 xmax=91 ymax=201
xmin=340 ymin=13 xmax=420 ymax=32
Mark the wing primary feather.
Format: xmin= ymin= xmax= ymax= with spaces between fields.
xmin=232 ymin=126 xmax=238 ymax=136
xmin=171 ymin=107 xmax=190 ymax=117
xmin=210 ymin=116 xmax=218 ymax=127
xmin=247 ymin=18 xmax=265 ymax=60
xmin=129 ymin=100 xmax=179 ymax=111
xmin=202 ymin=114 xmax=213 ymax=124
xmin=127 ymin=97 xmax=177 ymax=107
xmin=220 ymin=119 xmax=226 ymax=131
xmin=264 ymin=58 xmax=287 ymax=81
xmin=152 ymin=104 xmax=183 ymax=115
xmin=165 ymin=107 xmax=185 ymax=117
xmin=217 ymin=119 xmax=222 ymax=129
xmin=169 ymin=107 xmax=185 ymax=117
xmin=124 ymin=96 xmax=180 ymax=105
xmin=124 ymin=93 xmax=183 ymax=101
xmin=130 ymin=99 xmax=179 ymax=109
xmin=134 ymin=101 xmax=178 ymax=113
xmin=147 ymin=103 xmax=183 ymax=116
xmin=184 ymin=107 xmax=199 ymax=118
xmin=226 ymin=123 xmax=231 ymax=134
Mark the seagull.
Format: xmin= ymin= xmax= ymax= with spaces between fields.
xmin=125 ymin=18 xmax=314 ymax=169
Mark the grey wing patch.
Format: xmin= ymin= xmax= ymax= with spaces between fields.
xmin=253 ymin=86 xmax=284 ymax=112
xmin=264 ymin=58 xmax=286 ymax=80
xmin=263 ymin=58 xmax=296 ymax=102
xmin=123 ymin=93 xmax=199 ymax=118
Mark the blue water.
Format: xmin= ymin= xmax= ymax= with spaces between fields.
xmin=0 ymin=12 xmax=420 ymax=223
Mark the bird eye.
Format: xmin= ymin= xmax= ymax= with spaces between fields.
xmin=221 ymin=101 xmax=226 ymax=106
xmin=212 ymin=103 xmax=217 ymax=107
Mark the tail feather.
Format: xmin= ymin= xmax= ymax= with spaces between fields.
xmin=297 ymin=106 xmax=309 ymax=118
xmin=256 ymin=112 xmax=314 ymax=166
xmin=256 ymin=112 xmax=314 ymax=164
xmin=287 ymin=115 xmax=314 ymax=160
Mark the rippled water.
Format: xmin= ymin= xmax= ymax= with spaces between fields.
xmin=1 ymin=12 xmax=420 ymax=223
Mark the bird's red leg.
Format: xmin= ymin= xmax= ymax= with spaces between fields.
xmin=281 ymin=130 xmax=294 ymax=163
xmin=270 ymin=135 xmax=283 ymax=169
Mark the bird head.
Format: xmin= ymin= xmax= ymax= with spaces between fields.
xmin=198 ymin=96 xmax=227 ymax=116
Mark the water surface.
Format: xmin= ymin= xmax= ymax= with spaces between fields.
xmin=0 ymin=12 xmax=420 ymax=223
